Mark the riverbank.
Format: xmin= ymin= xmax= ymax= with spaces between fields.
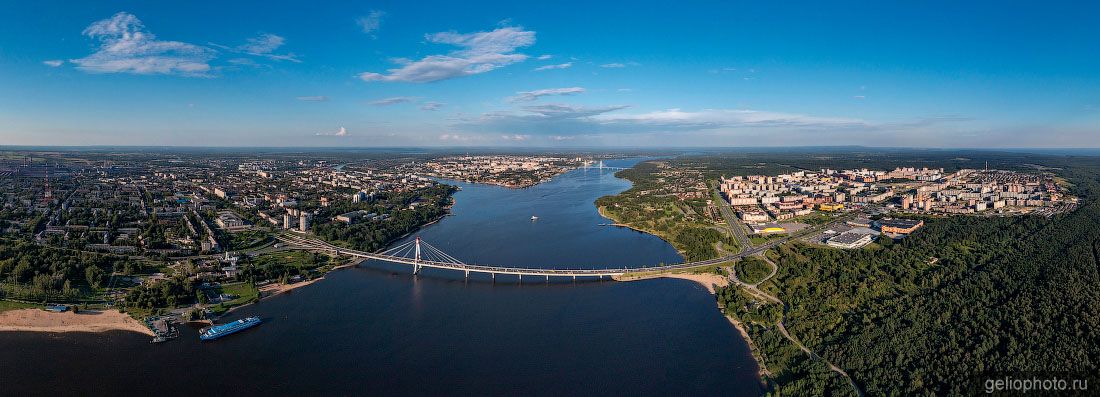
xmin=614 ymin=271 xmax=728 ymax=293
xmin=616 ymin=270 xmax=772 ymax=383
xmin=0 ymin=308 xmax=154 ymax=336
xmin=722 ymin=308 xmax=773 ymax=381
xmin=596 ymin=205 xmax=683 ymax=249
xmin=256 ymin=259 xmax=360 ymax=301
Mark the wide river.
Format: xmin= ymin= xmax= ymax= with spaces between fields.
xmin=0 ymin=158 xmax=761 ymax=396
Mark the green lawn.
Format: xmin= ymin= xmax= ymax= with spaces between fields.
xmin=207 ymin=282 xmax=259 ymax=315
xmin=0 ymin=300 xmax=38 ymax=313
xmin=750 ymin=234 xmax=787 ymax=245
xmin=229 ymin=230 xmax=272 ymax=250
xmin=789 ymin=212 xmax=834 ymax=225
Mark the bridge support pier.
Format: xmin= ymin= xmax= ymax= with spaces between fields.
xmin=545 ymin=275 xmax=549 ymax=283
xmin=465 ymin=270 xmax=469 ymax=279
xmin=572 ymin=275 xmax=576 ymax=282
xmin=518 ymin=274 xmax=522 ymax=283
xmin=491 ymin=273 xmax=495 ymax=281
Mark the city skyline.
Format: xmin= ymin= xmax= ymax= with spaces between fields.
xmin=2 ymin=1 xmax=1098 ymax=148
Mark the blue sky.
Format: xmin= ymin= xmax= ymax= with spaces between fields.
xmin=1 ymin=1 xmax=1098 ymax=147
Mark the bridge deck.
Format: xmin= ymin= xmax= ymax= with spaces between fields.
xmin=276 ymin=233 xmax=740 ymax=278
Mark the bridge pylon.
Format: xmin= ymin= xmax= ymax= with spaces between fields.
xmin=413 ymin=236 xmax=422 ymax=275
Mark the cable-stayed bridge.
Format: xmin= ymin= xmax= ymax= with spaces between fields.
xmin=276 ymin=232 xmax=772 ymax=281
xmin=581 ymin=160 xmax=628 ymax=171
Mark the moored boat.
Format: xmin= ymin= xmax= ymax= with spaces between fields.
xmin=199 ymin=316 xmax=262 ymax=341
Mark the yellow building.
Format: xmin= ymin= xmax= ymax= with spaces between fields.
xmin=818 ymin=203 xmax=844 ymax=211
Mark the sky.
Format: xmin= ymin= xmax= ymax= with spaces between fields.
xmin=1 ymin=1 xmax=1098 ymax=148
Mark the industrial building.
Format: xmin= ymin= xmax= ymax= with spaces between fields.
xmin=827 ymin=231 xmax=874 ymax=249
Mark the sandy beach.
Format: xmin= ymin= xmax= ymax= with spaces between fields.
xmin=258 ymin=276 xmax=325 ymax=299
xmin=657 ymin=273 xmax=729 ymax=294
xmin=0 ymin=309 xmax=153 ymax=336
xmin=615 ymin=271 xmax=729 ymax=293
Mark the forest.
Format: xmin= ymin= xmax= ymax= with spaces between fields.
xmin=0 ymin=240 xmax=134 ymax=302
xmin=313 ymin=184 xmax=456 ymax=252
xmin=711 ymin=151 xmax=1100 ymax=395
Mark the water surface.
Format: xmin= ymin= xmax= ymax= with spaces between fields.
xmin=0 ymin=158 xmax=761 ymax=396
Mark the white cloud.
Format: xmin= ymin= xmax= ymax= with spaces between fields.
xmin=71 ymin=12 xmax=216 ymax=76
xmin=853 ymin=95 xmax=866 ymax=100
xmin=421 ymin=102 xmax=444 ymax=111
xmin=240 ymin=34 xmax=283 ymax=54
xmin=357 ymin=10 xmax=386 ymax=35
xmin=439 ymin=133 xmax=475 ymax=141
xmin=213 ymin=33 xmax=299 ymax=63
xmin=455 ymin=104 xmax=629 ymax=136
xmin=296 ymin=96 xmax=328 ymax=102
xmin=316 ymin=127 xmax=349 ymax=136
xmin=360 ymin=26 xmax=535 ymax=83
xmin=501 ymin=134 xmax=530 ymax=141
xmin=507 ymin=87 xmax=585 ymax=102
xmin=369 ymin=96 xmax=417 ymax=106
xmin=458 ymin=105 xmax=866 ymax=137
xmin=43 ymin=60 xmax=64 ymax=67
xmin=536 ymin=54 xmax=552 ymax=60
xmin=227 ymin=57 xmax=257 ymax=66
xmin=594 ymin=109 xmax=864 ymax=130
xmin=600 ymin=61 xmax=638 ymax=68
xmin=534 ymin=62 xmax=571 ymax=71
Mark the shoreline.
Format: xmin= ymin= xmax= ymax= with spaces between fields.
xmin=424 ymin=165 xmax=581 ymax=190
xmin=0 ymin=308 xmax=154 ymax=336
xmin=618 ymin=271 xmax=772 ymax=382
xmin=596 ymin=205 xmax=686 ymax=254
xmin=226 ymin=259 xmax=364 ymax=317
xmin=721 ymin=306 xmax=773 ymax=381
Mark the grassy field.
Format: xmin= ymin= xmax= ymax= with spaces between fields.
xmin=206 ymin=282 xmax=259 ymax=315
xmin=750 ymin=234 xmax=787 ymax=245
xmin=0 ymin=300 xmax=38 ymax=313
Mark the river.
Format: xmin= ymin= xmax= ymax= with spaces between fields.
xmin=0 ymin=158 xmax=761 ymax=396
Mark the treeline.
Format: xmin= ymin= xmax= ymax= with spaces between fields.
xmin=0 ymin=241 xmax=131 ymax=302
xmin=675 ymin=148 xmax=1061 ymax=180
xmin=313 ymin=184 xmax=455 ymax=252
xmin=672 ymin=227 xmax=725 ymax=262
xmin=737 ymin=155 xmax=1100 ymax=395
xmin=735 ymin=256 xmax=773 ymax=285
xmin=123 ymin=276 xmax=197 ymax=311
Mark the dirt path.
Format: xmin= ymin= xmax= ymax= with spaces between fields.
xmin=754 ymin=254 xmax=779 ymax=286
xmin=730 ymin=258 xmax=864 ymax=396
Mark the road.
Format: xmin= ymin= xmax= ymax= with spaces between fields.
xmin=712 ymin=187 xmax=752 ymax=252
